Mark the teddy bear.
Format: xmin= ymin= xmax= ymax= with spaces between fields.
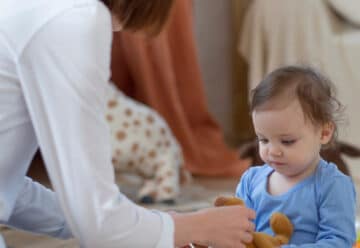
xmin=105 ymin=82 xmax=191 ymax=204
xmin=188 ymin=196 xmax=293 ymax=248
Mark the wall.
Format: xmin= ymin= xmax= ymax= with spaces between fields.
xmin=193 ymin=0 xmax=234 ymax=140
xmin=193 ymin=0 xmax=252 ymax=144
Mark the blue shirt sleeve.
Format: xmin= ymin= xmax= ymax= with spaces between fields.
xmin=235 ymin=169 xmax=254 ymax=209
xmin=281 ymin=173 xmax=356 ymax=247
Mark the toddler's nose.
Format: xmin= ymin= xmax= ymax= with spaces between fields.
xmin=269 ymin=145 xmax=283 ymax=157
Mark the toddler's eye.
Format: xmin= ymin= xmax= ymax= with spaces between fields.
xmin=282 ymin=140 xmax=296 ymax=145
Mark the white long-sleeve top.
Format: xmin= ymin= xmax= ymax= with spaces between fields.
xmin=0 ymin=0 xmax=174 ymax=247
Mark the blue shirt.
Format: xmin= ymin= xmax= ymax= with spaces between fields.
xmin=236 ymin=159 xmax=356 ymax=247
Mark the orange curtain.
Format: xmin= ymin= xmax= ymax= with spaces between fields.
xmin=110 ymin=0 xmax=250 ymax=177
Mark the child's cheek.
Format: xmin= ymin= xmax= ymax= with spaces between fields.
xmin=259 ymin=146 xmax=267 ymax=162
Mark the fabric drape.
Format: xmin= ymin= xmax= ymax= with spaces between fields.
xmin=110 ymin=0 xmax=250 ymax=177
xmin=239 ymin=0 xmax=360 ymax=149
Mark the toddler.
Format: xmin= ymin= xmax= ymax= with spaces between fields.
xmin=236 ymin=66 xmax=356 ymax=247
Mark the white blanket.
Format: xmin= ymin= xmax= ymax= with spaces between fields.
xmin=239 ymin=0 xmax=360 ymax=148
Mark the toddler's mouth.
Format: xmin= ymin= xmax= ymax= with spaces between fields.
xmin=269 ymin=161 xmax=285 ymax=166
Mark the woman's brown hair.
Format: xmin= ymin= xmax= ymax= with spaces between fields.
xmin=100 ymin=0 xmax=175 ymax=35
xmin=250 ymin=65 xmax=345 ymax=144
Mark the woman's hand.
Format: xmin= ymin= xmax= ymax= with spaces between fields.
xmin=172 ymin=205 xmax=255 ymax=248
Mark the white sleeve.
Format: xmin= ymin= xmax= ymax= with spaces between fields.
xmin=16 ymin=3 xmax=174 ymax=247
xmin=6 ymin=177 xmax=72 ymax=239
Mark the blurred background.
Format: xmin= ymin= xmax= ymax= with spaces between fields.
xmin=195 ymin=0 xmax=360 ymax=173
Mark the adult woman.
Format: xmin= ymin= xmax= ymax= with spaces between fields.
xmin=0 ymin=0 xmax=255 ymax=247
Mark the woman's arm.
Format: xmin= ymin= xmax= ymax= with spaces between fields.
xmin=5 ymin=177 xmax=72 ymax=239
xmin=17 ymin=2 xmax=173 ymax=247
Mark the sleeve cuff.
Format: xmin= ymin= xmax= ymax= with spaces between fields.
xmin=155 ymin=211 xmax=175 ymax=248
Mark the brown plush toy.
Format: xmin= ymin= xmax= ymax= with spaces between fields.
xmin=187 ymin=196 xmax=294 ymax=248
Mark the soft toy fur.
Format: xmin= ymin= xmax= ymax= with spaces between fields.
xmin=105 ymin=82 xmax=191 ymax=204
xmin=239 ymin=139 xmax=360 ymax=176
xmin=189 ymin=196 xmax=293 ymax=248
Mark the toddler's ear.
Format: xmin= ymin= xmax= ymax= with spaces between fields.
xmin=320 ymin=122 xmax=335 ymax=145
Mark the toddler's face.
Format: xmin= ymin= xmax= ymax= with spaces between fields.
xmin=252 ymin=98 xmax=332 ymax=181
